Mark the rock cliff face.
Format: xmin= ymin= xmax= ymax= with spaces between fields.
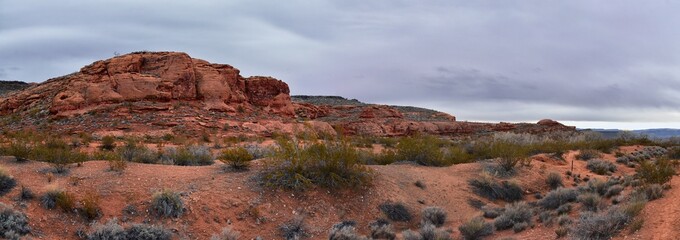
xmin=0 ymin=51 xmax=574 ymax=137
xmin=0 ymin=51 xmax=294 ymax=117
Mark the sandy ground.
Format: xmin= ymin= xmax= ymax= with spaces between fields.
xmin=0 ymin=146 xmax=676 ymax=240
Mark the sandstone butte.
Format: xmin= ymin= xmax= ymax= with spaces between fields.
xmin=0 ymin=51 xmax=574 ymax=137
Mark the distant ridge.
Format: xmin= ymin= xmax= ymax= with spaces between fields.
xmin=589 ymin=128 xmax=680 ymax=139
xmin=0 ymin=80 xmax=30 ymax=95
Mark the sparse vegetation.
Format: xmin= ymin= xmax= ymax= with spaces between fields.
xmin=80 ymin=192 xmax=102 ymax=221
xmin=586 ymin=159 xmax=617 ymax=175
xmin=468 ymin=174 xmax=523 ymax=202
xmin=576 ymin=149 xmax=601 ymax=160
xmin=100 ymin=136 xmax=117 ymax=151
xmin=637 ymin=157 xmax=676 ymax=185
xmin=639 ymin=184 xmax=664 ymax=200
xmin=210 ymin=227 xmax=241 ymax=240
xmin=2 ymin=141 xmax=31 ymax=162
xmin=458 ymin=216 xmax=493 ymax=240
xmin=150 ymin=189 xmax=184 ymax=218
xmin=494 ymin=202 xmax=533 ymax=231
xmin=538 ymin=187 xmax=578 ymax=209
xmin=0 ymin=167 xmax=16 ymax=196
xmin=280 ymin=217 xmax=308 ymax=240
xmin=369 ymin=219 xmax=396 ymax=239
xmin=88 ymin=220 xmax=171 ymax=240
xmin=329 ymin=220 xmax=368 ymax=240
xmin=379 ymin=202 xmax=412 ymax=222
xmin=578 ymin=193 xmax=602 ymax=212
xmin=546 ymin=172 xmax=563 ymax=189
xmin=419 ymin=223 xmax=452 ymax=240
xmin=0 ymin=203 xmax=30 ymax=239
xmin=219 ymin=147 xmax=254 ymax=171
xmin=41 ymin=188 xmax=74 ymax=211
xmin=165 ymin=145 xmax=214 ymax=166
xmin=421 ymin=206 xmax=447 ymax=227
xmin=262 ymin=138 xmax=371 ymax=190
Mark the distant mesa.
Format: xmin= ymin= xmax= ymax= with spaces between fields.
xmin=0 ymin=51 xmax=575 ymax=136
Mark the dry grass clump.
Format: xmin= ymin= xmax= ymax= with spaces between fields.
xmin=219 ymin=147 xmax=254 ymax=171
xmin=150 ymin=189 xmax=184 ymax=218
xmin=262 ymin=138 xmax=371 ymax=190
xmin=421 ymin=206 xmax=447 ymax=227
xmin=493 ymin=202 xmax=533 ymax=231
xmin=279 ymin=217 xmax=308 ymax=240
xmin=329 ymin=220 xmax=369 ymax=240
xmin=369 ymin=219 xmax=396 ymax=239
xmin=210 ymin=227 xmax=241 ymax=240
xmin=468 ymin=174 xmax=523 ymax=202
xmin=1 ymin=141 xmax=31 ymax=162
xmin=88 ymin=220 xmax=171 ymax=240
xmin=458 ymin=216 xmax=493 ymax=240
xmin=576 ymin=149 xmax=601 ymax=160
xmin=41 ymin=188 xmax=75 ymax=212
xmin=578 ymin=193 xmax=602 ymax=212
xmin=165 ymin=145 xmax=214 ymax=166
xmin=546 ymin=172 xmax=563 ymax=189
xmin=80 ymin=192 xmax=101 ymax=221
xmin=100 ymin=135 xmax=116 ymax=151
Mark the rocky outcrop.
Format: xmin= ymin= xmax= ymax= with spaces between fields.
xmin=0 ymin=51 xmax=295 ymax=116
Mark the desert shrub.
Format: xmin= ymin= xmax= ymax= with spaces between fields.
xmin=555 ymin=226 xmax=569 ymax=238
xmin=118 ymin=141 xmax=157 ymax=164
xmin=667 ymin=147 xmax=680 ymax=159
xmin=556 ymin=215 xmax=572 ymax=226
xmin=538 ymin=211 xmax=553 ymax=226
xmin=108 ymin=158 xmax=127 ymax=172
xmin=571 ymin=208 xmax=631 ymax=240
xmin=19 ymin=186 xmax=34 ymax=200
xmin=279 ymin=217 xmax=308 ymax=240
xmin=328 ymin=220 xmax=369 ymax=240
xmin=482 ymin=206 xmax=502 ymax=219
xmin=578 ymin=193 xmax=602 ymax=212
xmin=576 ymin=149 xmax=601 ymax=160
xmin=586 ymin=159 xmax=617 ymax=175
xmin=393 ymin=135 xmax=447 ymax=166
xmin=414 ymin=180 xmax=426 ymax=189
xmin=0 ymin=167 xmax=16 ymax=196
xmin=100 ymin=136 xmax=116 ymax=151
xmin=211 ymin=227 xmax=240 ymax=240
xmin=243 ymin=144 xmax=273 ymax=159
xmin=165 ymin=145 xmax=214 ymax=166
xmin=443 ymin=145 xmax=475 ymax=165
xmin=468 ymin=174 xmax=523 ymax=202
xmin=628 ymin=218 xmax=644 ymax=233
xmin=80 ymin=192 xmax=101 ymax=221
xmin=41 ymin=188 xmax=74 ymax=211
xmin=458 ymin=216 xmax=493 ymax=240
xmin=419 ymin=223 xmax=452 ymax=240
xmin=150 ymin=190 xmax=184 ymax=218
xmin=0 ymin=203 xmax=30 ymax=239
xmin=401 ymin=230 xmax=421 ymax=240
xmin=494 ymin=202 xmax=533 ymax=230
xmin=369 ymin=219 xmax=396 ymax=239
xmin=124 ymin=224 xmax=172 ymax=240
xmin=489 ymin=140 xmax=530 ymax=172
xmin=32 ymin=141 xmax=88 ymax=174
xmin=538 ymin=188 xmax=578 ymax=209
xmin=512 ymin=222 xmax=529 ymax=233
xmin=640 ymin=184 xmax=664 ymax=200
xmin=421 ymin=206 xmax=447 ymax=227
xmin=379 ymin=202 xmax=412 ymax=222
xmin=88 ymin=220 xmax=171 ymax=240
xmin=583 ymin=178 xmax=610 ymax=196
xmin=219 ymin=147 xmax=254 ymax=171
xmin=556 ymin=203 xmax=572 ymax=215
xmin=637 ymin=158 xmax=676 ymax=185
xmin=262 ymin=138 xmax=371 ymax=190
xmin=546 ymin=172 xmax=563 ymax=189
xmin=3 ymin=141 xmax=32 ymax=162
xmin=605 ymin=185 xmax=624 ymax=198
xmin=467 ymin=198 xmax=486 ymax=209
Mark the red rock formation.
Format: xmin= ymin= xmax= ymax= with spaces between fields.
xmin=0 ymin=51 xmax=295 ymax=116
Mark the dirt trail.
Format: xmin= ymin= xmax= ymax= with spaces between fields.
xmin=633 ymin=176 xmax=680 ymax=240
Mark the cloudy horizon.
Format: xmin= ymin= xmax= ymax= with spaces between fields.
xmin=1 ymin=0 xmax=679 ymax=130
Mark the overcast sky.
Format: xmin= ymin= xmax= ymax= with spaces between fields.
xmin=1 ymin=0 xmax=679 ymax=129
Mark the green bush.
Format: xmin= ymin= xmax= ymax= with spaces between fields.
xmin=0 ymin=167 xmax=16 ymax=196
xmin=32 ymin=143 xmax=88 ymax=174
xmin=150 ymin=190 xmax=184 ymax=218
xmin=394 ymin=135 xmax=446 ymax=166
xmin=262 ymin=138 xmax=371 ymax=190
xmin=0 ymin=203 xmax=30 ymax=239
xmin=100 ymin=136 xmax=116 ymax=151
xmin=118 ymin=141 xmax=158 ymax=164
xmin=468 ymin=174 xmax=523 ymax=202
xmin=489 ymin=140 xmax=530 ymax=171
xmin=2 ymin=141 xmax=31 ymax=162
xmin=458 ymin=216 xmax=493 ymax=240
xmin=637 ymin=158 xmax=676 ymax=185
xmin=219 ymin=147 xmax=254 ymax=171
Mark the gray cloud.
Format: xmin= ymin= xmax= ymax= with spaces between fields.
xmin=1 ymin=0 xmax=679 ymax=125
